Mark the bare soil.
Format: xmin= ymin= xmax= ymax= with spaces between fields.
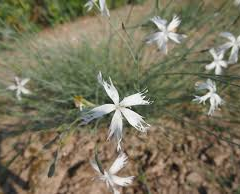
xmin=1 ymin=118 xmax=239 ymax=194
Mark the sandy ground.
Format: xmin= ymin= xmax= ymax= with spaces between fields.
xmin=1 ymin=117 xmax=239 ymax=194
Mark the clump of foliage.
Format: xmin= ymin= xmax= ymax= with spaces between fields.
xmin=1 ymin=0 xmax=240 ymax=138
xmin=0 ymin=0 xmax=144 ymax=37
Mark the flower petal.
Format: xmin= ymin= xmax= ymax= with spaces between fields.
xmin=218 ymin=42 xmax=232 ymax=52
xmin=150 ymin=16 xmax=167 ymax=31
xmin=82 ymin=104 xmax=115 ymax=124
xmin=195 ymin=79 xmax=216 ymax=93
xmin=109 ymin=153 xmax=128 ymax=175
xmin=229 ymin=45 xmax=239 ymax=63
xmin=99 ymin=0 xmax=110 ymax=17
xmin=111 ymin=175 xmax=134 ymax=187
xmin=218 ymin=50 xmax=225 ymax=60
xmin=235 ymin=0 xmax=240 ymax=6
xmin=155 ymin=36 xmax=168 ymax=54
xmin=209 ymin=48 xmax=218 ymax=60
xmin=14 ymin=77 xmax=20 ymax=85
xmin=120 ymin=90 xmax=151 ymax=107
xmin=20 ymin=78 xmax=30 ymax=86
xmin=120 ymin=107 xmax=150 ymax=132
xmin=219 ymin=61 xmax=228 ymax=68
xmin=159 ymin=39 xmax=168 ymax=54
xmin=193 ymin=93 xmax=211 ymax=104
xmin=208 ymin=94 xmax=223 ymax=116
xmin=168 ymin=32 xmax=187 ymax=44
xmin=220 ymin=32 xmax=236 ymax=42
xmin=107 ymin=110 xmax=123 ymax=151
xmin=215 ymin=65 xmax=222 ymax=75
xmin=145 ymin=32 xmax=162 ymax=44
xmin=84 ymin=0 xmax=95 ymax=12
xmin=167 ymin=15 xmax=181 ymax=32
xmin=205 ymin=62 xmax=216 ymax=71
xmin=21 ymin=88 xmax=31 ymax=94
xmin=16 ymin=89 xmax=22 ymax=101
xmin=98 ymin=72 xmax=120 ymax=105
xmin=7 ymin=85 xmax=17 ymax=91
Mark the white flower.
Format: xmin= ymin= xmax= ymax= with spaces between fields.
xmin=146 ymin=15 xmax=187 ymax=54
xmin=234 ymin=0 xmax=240 ymax=6
xmin=90 ymin=153 xmax=134 ymax=194
xmin=84 ymin=0 xmax=96 ymax=12
xmin=218 ymin=32 xmax=240 ymax=63
xmin=7 ymin=77 xmax=31 ymax=101
xmin=99 ymin=0 xmax=110 ymax=17
xmin=205 ymin=48 xmax=228 ymax=75
xmin=84 ymin=0 xmax=110 ymax=17
xmin=82 ymin=72 xmax=151 ymax=151
xmin=193 ymin=79 xmax=224 ymax=116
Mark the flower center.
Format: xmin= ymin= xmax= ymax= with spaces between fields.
xmin=115 ymin=104 xmax=122 ymax=110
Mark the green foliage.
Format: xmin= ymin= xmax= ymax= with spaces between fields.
xmin=0 ymin=0 xmax=240 ymax=145
xmin=0 ymin=0 xmax=144 ymax=36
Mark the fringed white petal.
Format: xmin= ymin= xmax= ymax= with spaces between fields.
xmin=111 ymin=175 xmax=134 ymax=187
xmin=195 ymin=79 xmax=216 ymax=93
xmin=120 ymin=90 xmax=151 ymax=107
xmin=109 ymin=153 xmax=128 ymax=175
xmin=82 ymin=104 xmax=115 ymax=124
xmin=167 ymin=15 xmax=181 ymax=32
xmin=120 ymin=107 xmax=150 ymax=132
xmin=208 ymin=93 xmax=223 ymax=116
xmin=193 ymin=93 xmax=211 ymax=105
xmin=145 ymin=32 xmax=162 ymax=44
xmin=168 ymin=32 xmax=187 ymax=44
xmin=150 ymin=16 xmax=167 ymax=31
xmin=98 ymin=72 xmax=120 ymax=105
xmin=156 ymin=36 xmax=168 ymax=54
xmin=107 ymin=110 xmax=123 ymax=151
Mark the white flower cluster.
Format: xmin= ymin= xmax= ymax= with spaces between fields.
xmin=83 ymin=71 xmax=150 ymax=193
xmin=192 ymin=31 xmax=240 ymax=116
xmin=5 ymin=1 xmax=239 ymax=193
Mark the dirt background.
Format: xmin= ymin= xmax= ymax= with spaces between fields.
xmin=1 ymin=117 xmax=240 ymax=194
